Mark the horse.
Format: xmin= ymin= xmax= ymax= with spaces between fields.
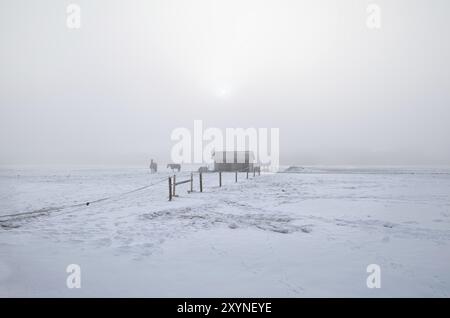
xmin=149 ymin=159 xmax=157 ymax=173
xmin=198 ymin=166 xmax=208 ymax=173
xmin=167 ymin=163 xmax=181 ymax=172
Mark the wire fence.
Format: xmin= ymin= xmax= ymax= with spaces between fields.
xmin=0 ymin=168 xmax=263 ymax=223
xmin=0 ymin=175 xmax=170 ymax=222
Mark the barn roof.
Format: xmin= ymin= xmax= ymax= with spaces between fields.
xmin=212 ymin=150 xmax=255 ymax=163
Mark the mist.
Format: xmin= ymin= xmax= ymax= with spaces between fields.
xmin=1 ymin=0 xmax=449 ymax=166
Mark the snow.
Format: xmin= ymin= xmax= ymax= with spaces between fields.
xmin=1 ymin=166 xmax=450 ymax=297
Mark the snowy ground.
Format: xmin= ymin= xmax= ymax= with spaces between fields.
xmin=0 ymin=165 xmax=449 ymax=297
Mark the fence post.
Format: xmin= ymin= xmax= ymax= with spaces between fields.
xmin=168 ymin=177 xmax=172 ymax=201
xmin=258 ymin=168 xmax=260 ymax=176
xmin=219 ymin=171 xmax=222 ymax=187
xmin=190 ymin=173 xmax=193 ymax=192
xmin=253 ymin=168 xmax=255 ymax=177
xmin=173 ymin=174 xmax=176 ymax=197
xmin=199 ymin=172 xmax=203 ymax=192
xmin=235 ymin=171 xmax=237 ymax=183
xmin=246 ymin=170 xmax=249 ymax=179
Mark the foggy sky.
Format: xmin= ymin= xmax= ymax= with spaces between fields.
xmin=1 ymin=0 xmax=449 ymax=166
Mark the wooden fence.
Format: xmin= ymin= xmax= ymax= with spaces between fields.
xmin=168 ymin=168 xmax=261 ymax=201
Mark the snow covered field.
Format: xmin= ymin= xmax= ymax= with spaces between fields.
xmin=1 ymin=166 xmax=449 ymax=297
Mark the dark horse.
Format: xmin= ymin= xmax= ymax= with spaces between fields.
xmin=167 ymin=163 xmax=181 ymax=172
xmin=149 ymin=159 xmax=157 ymax=173
xmin=198 ymin=166 xmax=209 ymax=173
